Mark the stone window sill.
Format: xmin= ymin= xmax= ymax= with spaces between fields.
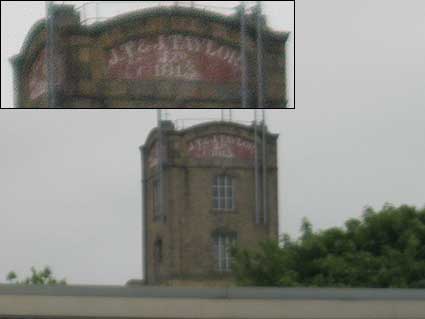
xmin=210 ymin=209 xmax=238 ymax=215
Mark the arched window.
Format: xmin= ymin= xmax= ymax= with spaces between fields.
xmin=152 ymin=178 xmax=166 ymax=223
xmin=152 ymin=179 xmax=160 ymax=218
xmin=212 ymin=175 xmax=234 ymax=210
xmin=213 ymin=231 xmax=237 ymax=272
xmin=154 ymin=238 xmax=162 ymax=264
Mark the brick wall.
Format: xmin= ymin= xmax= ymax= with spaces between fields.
xmin=12 ymin=5 xmax=288 ymax=108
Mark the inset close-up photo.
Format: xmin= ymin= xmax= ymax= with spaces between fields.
xmin=3 ymin=1 xmax=294 ymax=109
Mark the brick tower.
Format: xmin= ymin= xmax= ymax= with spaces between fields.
xmin=140 ymin=119 xmax=279 ymax=285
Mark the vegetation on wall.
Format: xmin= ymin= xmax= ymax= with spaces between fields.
xmin=6 ymin=266 xmax=66 ymax=285
xmin=232 ymin=204 xmax=425 ymax=288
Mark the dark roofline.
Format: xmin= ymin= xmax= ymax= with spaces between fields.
xmin=84 ymin=6 xmax=289 ymax=41
xmin=0 ymin=284 xmax=424 ymax=300
xmin=176 ymin=120 xmax=279 ymax=141
xmin=142 ymin=120 xmax=279 ymax=149
xmin=14 ymin=19 xmax=46 ymax=64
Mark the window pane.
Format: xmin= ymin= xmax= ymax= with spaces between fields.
xmin=213 ymin=186 xmax=218 ymax=197
xmin=218 ymin=235 xmax=224 ymax=271
xmin=224 ymin=236 xmax=231 ymax=271
xmin=153 ymin=180 xmax=158 ymax=216
xmin=213 ymin=176 xmax=235 ymax=211
xmin=225 ymin=254 xmax=231 ymax=271
xmin=226 ymin=197 xmax=233 ymax=209
xmin=226 ymin=186 xmax=233 ymax=197
xmin=213 ymin=234 xmax=237 ymax=272
xmin=226 ymin=176 xmax=232 ymax=187
xmin=218 ymin=185 xmax=224 ymax=197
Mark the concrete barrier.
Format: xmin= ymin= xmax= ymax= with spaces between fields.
xmin=0 ymin=284 xmax=424 ymax=318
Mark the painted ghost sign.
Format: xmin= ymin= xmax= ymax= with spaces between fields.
xmin=148 ymin=142 xmax=159 ymax=169
xmin=188 ymin=135 xmax=255 ymax=160
xmin=107 ymin=35 xmax=241 ymax=82
xmin=27 ymin=48 xmax=64 ymax=101
xmin=28 ymin=49 xmax=48 ymax=100
xmin=147 ymin=141 xmax=168 ymax=169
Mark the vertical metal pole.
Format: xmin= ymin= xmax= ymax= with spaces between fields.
xmin=221 ymin=110 xmax=224 ymax=121
xmin=240 ymin=1 xmax=248 ymax=108
xmin=83 ymin=3 xmax=87 ymax=24
xmin=141 ymin=146 xmax=148 ymax=283
xmin=46 ymin=1 xmax=56 ymax=108
xmin=254 ymin=110 xmax=260 ymax=224
xmin=95 ymin=1 xmax=99 ymax=23
xmin=229 ymin=109 xmax=233 ymax=122
xmin=157 ymin=109 xmax=163 ymax=221
xmin=262 ymin=110 xmax=267 ymax=224
xmin=256 ymin=1 xmax=264 ymax=109
xmin=218 ymin=235 xmax=222 ymax=272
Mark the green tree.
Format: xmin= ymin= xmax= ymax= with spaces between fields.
xmin=6 ymin=266 xmax=66 ymax=285
xmin=232 ymin=204 xmax=425 ymax=288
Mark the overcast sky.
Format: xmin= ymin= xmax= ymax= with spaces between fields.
xmin=1 ymin=0 xmax=424 ymax=286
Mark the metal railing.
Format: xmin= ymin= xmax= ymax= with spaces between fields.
xmin=56 ymin=1 xmax=259 ymax=25
xmin=173 ymin=117 xmax=254 ymax=130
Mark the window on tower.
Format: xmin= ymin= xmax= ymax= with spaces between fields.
xmin=154 ymin=238 xmax=163 ymax=264
xmin=213 ymin=232 xmax=237 ymax=272
xmin=212 ymin=175 xmax=234 ymax=210
xmin=153 ymin=179 xmax=160 ymax=218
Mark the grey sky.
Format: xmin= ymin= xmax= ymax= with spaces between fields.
xmin=1 ymin=0 xmax=425 ymax=286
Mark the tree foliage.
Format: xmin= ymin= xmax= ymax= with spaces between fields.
xmin=232 ymin=204 xmax=425 ymax=288
xmin=6 ymin=266 xmax=66 ymax=285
